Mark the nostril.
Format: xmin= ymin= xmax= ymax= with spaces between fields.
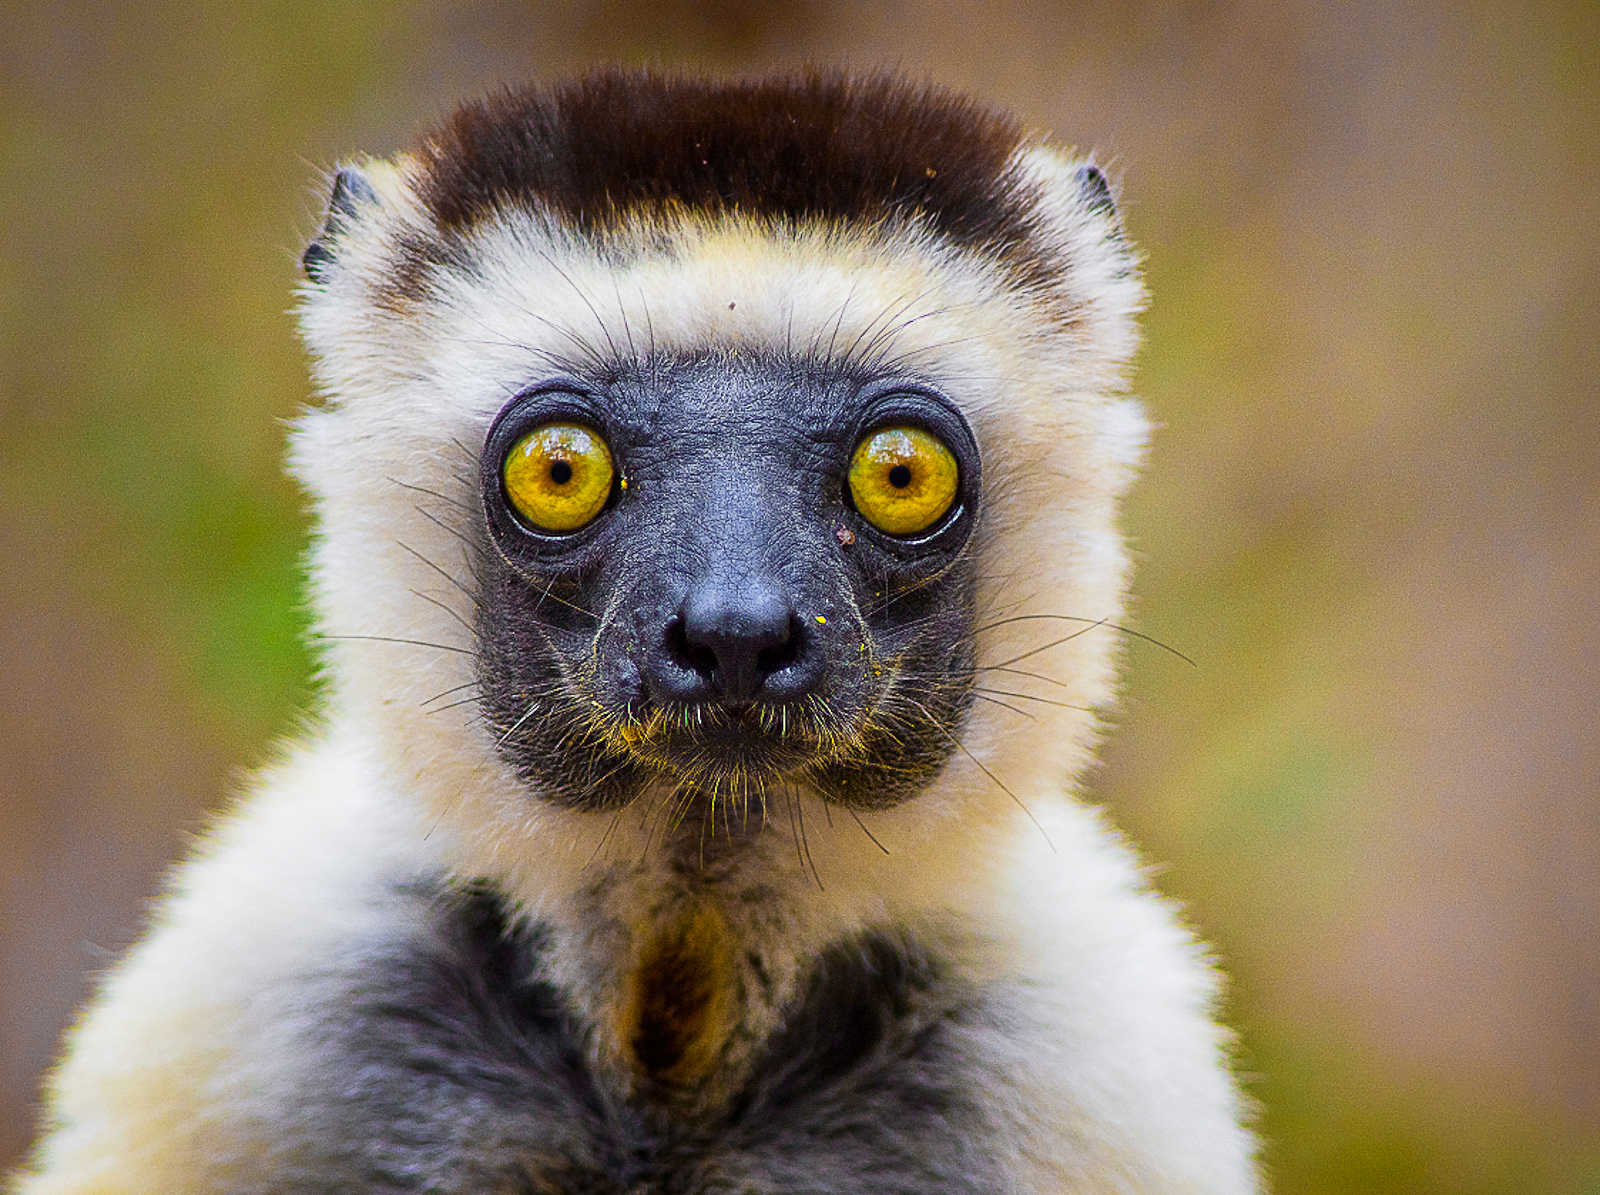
xmin=664 ymin=618 xmax=719 ymax=687
xmin=755 ymin=619 xmax=801 ymax=680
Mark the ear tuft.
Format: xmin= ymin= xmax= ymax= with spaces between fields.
xmin=303 ymin=167 xmax=381 ymax=282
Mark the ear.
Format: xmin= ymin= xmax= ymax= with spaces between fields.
xmin=302 ymin=166 xmax=382 ymax=282
xmin=1009 ymin=144 xmax=1144 ymax=377
xmin=1013 ymin=144 xmax=1126 ymax=237
xmin=1072 ymin=162 xmax=1118 ymax=220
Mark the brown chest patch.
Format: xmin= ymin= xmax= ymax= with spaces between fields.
xmin=624 ymin=908 xmax=733 ymax=1084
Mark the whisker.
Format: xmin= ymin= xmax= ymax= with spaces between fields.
xmin=974 ymin=687 xmax=1093 ymax=713
xmin=584 ymin=805 xmax=626 ymax=869
xmin=976 ymin=664 xmax=1073 ymax=690
xmin=976 ymin=613 xmax=1196 ymax=667
xmin=422 ymin=680 xmax=479 ymax=706
xmin=425 ymin=695 xmax=483 ymax=715
xmin=397 ymin=540 xmax=477 ymax=602
xmin=316 ymin=634 xmax=472 ymax=656
xmin=987 ymin=624 xmax=1106 ymax=671
xmin=413 ymin=503 xmax=487 ymax=560
xmin=535 ymin=249 xmax=624 ymax=367
xmin=793 ymin=785 xmax=822 ymax=891
xmin=409 ymin=588 xmax=476 ymax=636
xmin=907 ymin=697 xmax=1053 ymax=852
xmin=846 ymin=806 xmax=890 ymax=855
xmin=386 ymin=475 xmax=473 ymax=513
xmin=972 ymin=691 xmax=1035 ymax=719
xmin=493 ymin=697 xmax=547 ymax=748
xmin=612 ymin=273 xmax=638 ymax=361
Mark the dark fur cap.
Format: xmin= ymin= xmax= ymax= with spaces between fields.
xmin=412 ymin=68 xmax=1055 ymax=280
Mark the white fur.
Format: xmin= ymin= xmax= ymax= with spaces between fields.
xmin=14 ymin=140 xmax=1257 ymax=1194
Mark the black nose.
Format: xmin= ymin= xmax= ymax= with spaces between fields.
xmin=654 ymin=579 xmax=805 ymax=705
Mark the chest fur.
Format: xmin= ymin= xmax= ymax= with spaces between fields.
xmin=259 ymin=880 xmax=1006 ymax=1195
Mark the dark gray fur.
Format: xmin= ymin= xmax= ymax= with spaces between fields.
xmin=254 ymin=883 xmax=1006 ymax=1194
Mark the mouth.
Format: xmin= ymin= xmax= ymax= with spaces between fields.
xmin=481 ymin=652 xmax=957 ymax=816
xmin=609 ymin=699 xmax=849 ymax=787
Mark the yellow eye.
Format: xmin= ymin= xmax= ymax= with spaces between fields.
xmin=847 ymin=426 xmax=959 ymax=536
xmin=502 ymin=422 xmax=615 ymax=532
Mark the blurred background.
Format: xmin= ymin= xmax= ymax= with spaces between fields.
xmin=1 ymin=1 xmax=1596 ymax=1190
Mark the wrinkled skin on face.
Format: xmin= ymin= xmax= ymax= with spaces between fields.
xmin=474 ymin=351 xmax=981 ymax=816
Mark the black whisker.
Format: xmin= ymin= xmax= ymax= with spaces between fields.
xmin=413 ymin=503 xmax=487 ymax=560
xmin=422 ymin=680 xmax=479 ymax=706
xmin=425 ymin=695 xmax=484 ymax=715
xmin=409 ymin=588 xmax=476 ymax=636
xmin=386 ymin=475 xmax=473 ymax=513
xmin=972 ymin=691 xmax=1035 ymax=719
xmin=976 ymin=613 xmax=1196 ymax=667
xmin=974 ymin=687 xmax=1093 ymax=713
xmin=987 ymin=624 xmax=1104 ymax=671
xmin=976 ymin=663 xmax=1072 ymax=690
xmin=397 ymin=540 xmax=478 ymax=603
xmin=907 ymin=697 xmax=1053 ymax=852
xmin=846 ymin=806 xmax=890 ymax=855
xmin=792 ymin=784 xmax=823 ymax=891
xmin=316 ymin=633 xmax=472 ymax=656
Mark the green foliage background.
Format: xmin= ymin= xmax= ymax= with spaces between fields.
xmin=2 ymin=2 xmax=1596 ymax=1191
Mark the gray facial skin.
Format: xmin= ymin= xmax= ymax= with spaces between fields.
xmin=474 ymin=352 xmax=982 ymax=819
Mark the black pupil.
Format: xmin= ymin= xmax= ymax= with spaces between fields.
xmin=888 ymin=463 xmax=913 ymax=489
xmin=549 ymin=459 xmax=574 ymax=485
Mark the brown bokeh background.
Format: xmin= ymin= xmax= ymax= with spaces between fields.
xmin=2 ymin=2 xmax=1596 ymax=1191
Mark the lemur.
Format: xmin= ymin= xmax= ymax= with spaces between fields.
xmin=14 ymin=70 xmax=1259 ymax=1194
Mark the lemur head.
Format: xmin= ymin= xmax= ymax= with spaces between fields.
xmin=293 ymin=71 xmax=1145 ymax=853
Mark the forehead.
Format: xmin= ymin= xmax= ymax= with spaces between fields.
xmin=585 ymin=351 xmax=864 ymax=426
xmin=416 ymin=213 xmax=1030 ymax=413
xmin=408 ymin=71 xmax=1045 ymax=294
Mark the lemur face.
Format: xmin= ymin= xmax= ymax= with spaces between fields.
xmin=474 ymin=352 xmax=982 ymax=813
xmin=292 ymin=73 xmax=1148 ymax=848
